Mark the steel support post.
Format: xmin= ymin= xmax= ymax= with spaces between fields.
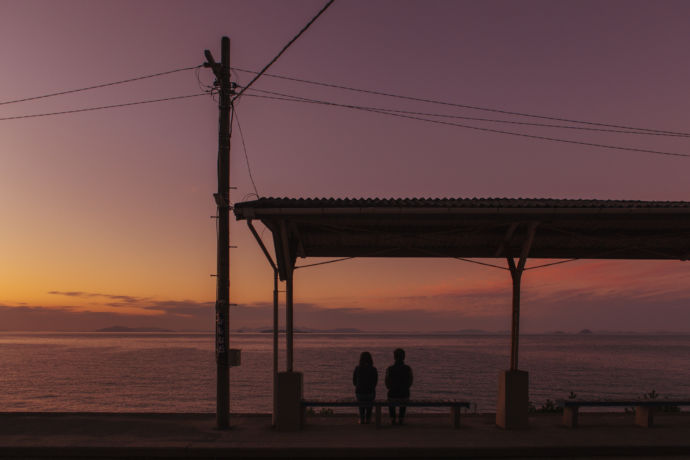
xmin=286 ymin=269 xmax=294 ymax=372
xmin=273 ymin=268 xmax=279 ymax=425
xmin=505 ymin=222 xmax=537 ymax=371
xmin=509 ymin=267 xmax=522 ymax=371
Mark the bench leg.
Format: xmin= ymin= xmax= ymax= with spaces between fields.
xmin=375 ymin=405 xmax=381 ymax=429
xmin=451 ymin=406 xmax=461 ymax=429
xmin=563 ymin=406 xmax=578 ymax=428
xmin=635 ymin=406 xmax=654 ymax=427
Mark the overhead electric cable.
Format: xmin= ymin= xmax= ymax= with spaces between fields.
xmin=241 ymin=90 xmax=690 ymax=159
xmin=0 ymin=93 xmax=208 ymax=121
xmin=244 ymin=88 xmax=688 ymax=138
xmin=232 ymin=105 xmax=260 ymax=197
xmin=0 ymin=65 xmax=202 ymax=106
xmin=232 ymin=66 xmax=690 ymax=137
xmin=232 ymin=0 xmax=335 ymax=100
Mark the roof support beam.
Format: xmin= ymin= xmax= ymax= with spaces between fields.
xmin=247 ymin=220 xmax=277 ymax=271
xmin=289 ymin=221 xmax=306 ymax=258
xmin=495 ymin=223 xmax=518 ymax=257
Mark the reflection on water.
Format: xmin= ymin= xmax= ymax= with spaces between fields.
xmin=1 ymin=332 xmax=688 ymax=413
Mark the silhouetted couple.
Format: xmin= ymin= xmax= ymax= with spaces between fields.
xmin=352 ymin=348 xmax=413 ymax=425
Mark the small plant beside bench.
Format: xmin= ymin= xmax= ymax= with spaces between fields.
xmin=301 ymin=399 xmax=470 ymax=429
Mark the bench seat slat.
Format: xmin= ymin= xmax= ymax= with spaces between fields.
xmin=302 ymin=400 xmax=470 ymax=408
xmin=557 ymin=399 xmax=690 ymax=407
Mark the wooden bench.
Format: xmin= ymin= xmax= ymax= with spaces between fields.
xmin=302 ymin=399 xmax=471 ymax=429
xmin=556 ymin=399 xmax=690 ymax=428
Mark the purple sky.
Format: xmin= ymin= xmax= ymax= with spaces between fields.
xmin=1 ymin=0 xmax=689 ymax=332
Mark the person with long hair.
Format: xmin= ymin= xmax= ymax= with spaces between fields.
xmin=352 ymin=351 xmax=378 ymax=424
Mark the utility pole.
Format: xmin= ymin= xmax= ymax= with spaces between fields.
xmin=205 ymin=36 xmax=231 ymax=429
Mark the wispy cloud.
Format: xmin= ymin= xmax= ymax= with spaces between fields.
xmin=48 ymin=291 xmax=147 ymax=305
xmin=0 ymin=301 xmax=213 ymax=332
xmin=7 ymin=263 xmax=689 ymax=333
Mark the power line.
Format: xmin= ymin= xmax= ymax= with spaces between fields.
xmin=0 ymin=65 xmax=202 ymax=106
xmin=232 ymin=104 xmax=260 ymax=197
xmin=0 ymin=93 xmax=208 ymax=121
xmin=244 ymin=88 xmax=688 ymax=138
xmin=232 ymin=66 xmax=690 ymax=137
xmin=232 ymin=0 xmax=335 ymax=100
xmin=241 ymin=89 xmax=690 ymax=159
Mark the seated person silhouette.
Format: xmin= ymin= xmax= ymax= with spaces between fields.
xmin=385 ymin=348 xmax=413 ymax=425
xmin=352 ymin=351 xmax=378 ymax=424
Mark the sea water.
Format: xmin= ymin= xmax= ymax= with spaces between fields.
xmin=1 ymin=332 xmax=688 ymax=413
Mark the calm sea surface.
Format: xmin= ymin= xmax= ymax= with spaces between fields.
xmin=1 ymin=332 xmax=688 ymax=413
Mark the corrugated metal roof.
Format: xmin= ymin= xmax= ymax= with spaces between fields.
xmin=234 ymin=197 xmax=690 ymax=279
xmin=234 ymin=197 xmax=690 ymax=209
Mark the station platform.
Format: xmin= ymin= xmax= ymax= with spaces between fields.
xmin=1 ymin=411 xmax=689 ymax=458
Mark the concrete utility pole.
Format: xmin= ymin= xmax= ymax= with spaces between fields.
xmin=205 ymin=36 xmax=232 ymax=429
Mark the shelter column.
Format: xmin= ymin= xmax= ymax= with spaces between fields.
xmin=509 ymin=259 xmax=523 ymax=371
xmin=245 ymin=220 xmax=283 ymax=427
xmin=496 ymin=222 xmax=536 ymax=429
xmin=273 ymin=268 xmax=279 ymax=426
xmin=286 ymin=267 xmax=294 ymax=371
xmin=275 ymin=221 xmax=302 ymax=430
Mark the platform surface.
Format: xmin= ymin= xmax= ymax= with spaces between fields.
xmin=1 ymin=411 xmax=689 ymax=458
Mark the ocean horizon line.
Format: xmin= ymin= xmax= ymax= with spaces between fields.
xmin=2 ymin=328 xmax=690 ymax=335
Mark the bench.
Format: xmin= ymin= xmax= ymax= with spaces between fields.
xmin=302 ymin=399 xmax=471 ymax=429
xmin=556 ymin=399 xmax=690 ymax=428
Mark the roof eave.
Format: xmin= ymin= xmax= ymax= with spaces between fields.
xmin=234 ymin=206 xmax=690 ymax=220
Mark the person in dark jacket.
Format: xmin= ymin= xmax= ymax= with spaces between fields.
xmin=385 ymin=348 xmax=413 ymax=425
xmin=352 ymin=351 xmax=378 ymax=424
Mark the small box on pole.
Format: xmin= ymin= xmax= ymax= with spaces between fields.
xmin=229 ymin=348 xmax=241 ymax=367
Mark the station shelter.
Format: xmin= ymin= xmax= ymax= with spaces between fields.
xmin=233 ymin=197 xmax=690 ymax=430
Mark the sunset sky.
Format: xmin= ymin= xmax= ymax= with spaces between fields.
xmin=2 ymin=0 xmax=689 ymax=332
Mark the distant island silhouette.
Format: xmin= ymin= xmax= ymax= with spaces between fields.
xmin=96 ymin=326 xmax=174 ymax=333
xmin=252 ymin=327 xmax=361 ymax=334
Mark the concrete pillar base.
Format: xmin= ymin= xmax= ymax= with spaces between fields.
xmin=563 ymin=405 xmax=579 ymax=428
xmin=635 ymin=406 xmax=654 ymax=427
xmin=275 ymin=371 xmax=303 ymax=431
xmin=451 ymin=406 xmax=461 ymax=429
xmin=496 ymin=369 xmax=529 ymax=429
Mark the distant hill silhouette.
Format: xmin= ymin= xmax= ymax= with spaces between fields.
xmin=260 ymin=327 xmax=361 ymax=334
xmin=434 ymin=329 xmax=491 ymax=335
xmin=96 ymin=326 xmax=173 ymax=333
